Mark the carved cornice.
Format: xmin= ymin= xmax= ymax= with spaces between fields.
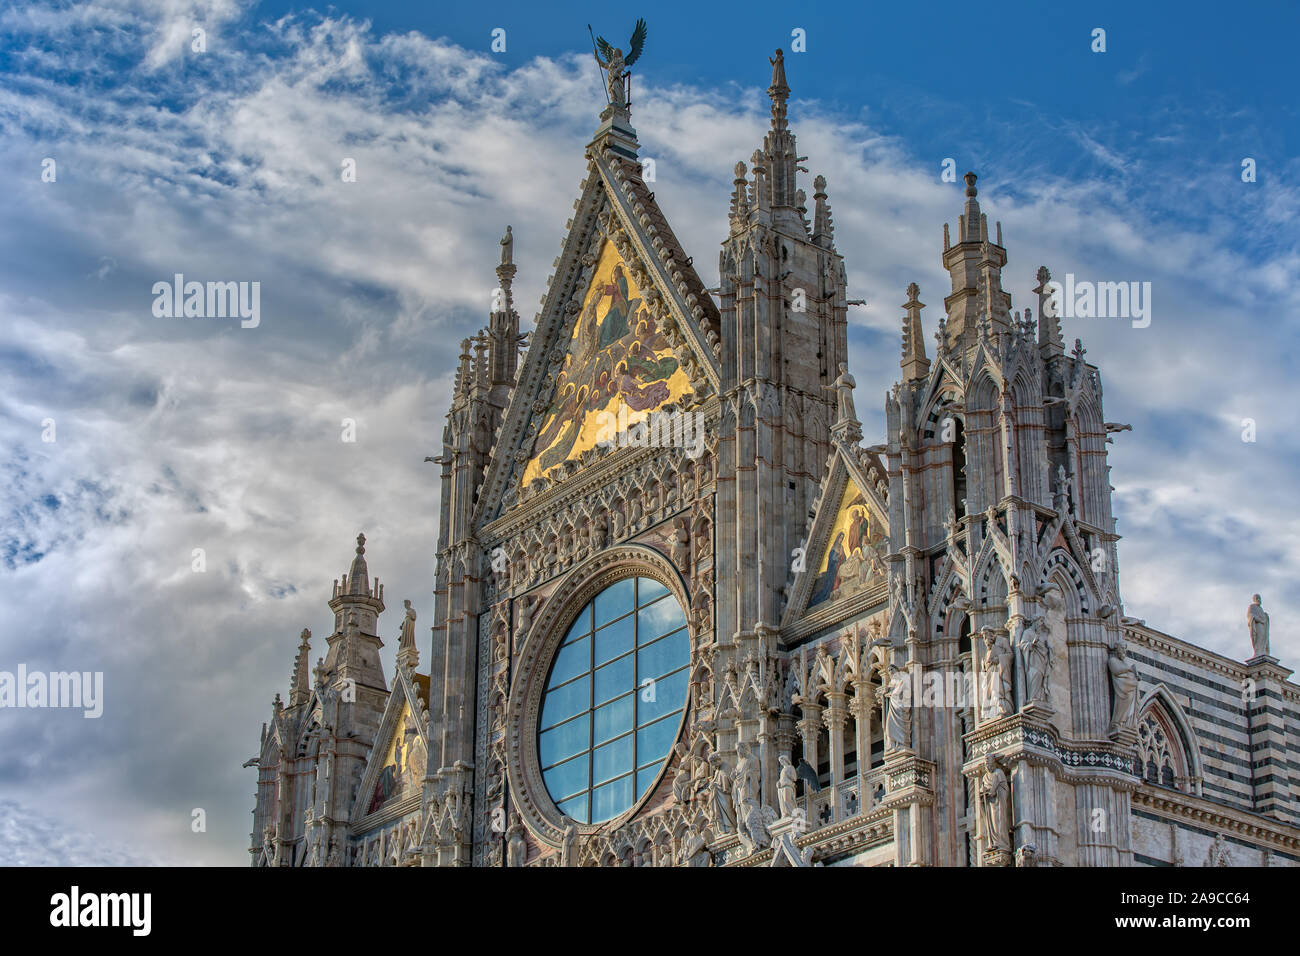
xmin=1132 ymin=787 xmax=1300 ymax=852
xmin=964 ymin=713 xmax=1140 ymax=788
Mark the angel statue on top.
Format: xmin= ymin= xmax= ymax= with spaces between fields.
xmin=591 ymin=19 xmax=647 ymax=109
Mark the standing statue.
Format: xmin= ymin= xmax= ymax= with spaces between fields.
xmin=882 ymin=663 xmax=912 ymax=751
xmin=592 ymin=19 xmax=647 ymax=110
xmin=733 ymin=741 xmax=760 ymax=809
xmin=500 ymin=224 xmax=513 ymax=266
xmin=1107 ymin=638 xmax=1140 ymax=734
xmin=823 ymin=362 xmax=858 ymax=425
xmin=777 ymin=754 xmax=798 ymax=818
xmin=980 ymin=626 xmax=1014 ymax=719
xmin=398 ymin=598 xmax=418 ymax=643
xmin=559 ymin=820 xmax=577 ymax=867
xmin=1247 ymin=594 xmax=1270 ymax=658
xmin=1017 ymin=616 xmax=1051 ymax=707
xmin=707 ymin=753 xmax=735 ymax=833
xmin=977 ymin=755 xmax=1012 ymax=856
xmin=506 ymin=816 xmax=526 ymax=867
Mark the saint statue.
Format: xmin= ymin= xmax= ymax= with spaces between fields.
xmin=1247 ymin=594 xmax=1270 ymax=658
xmin=823 ymin=362 xmax=858 ymax=425
xmin=777 ymin=753 xmax=798 ymax=818
xmin=977 ymin=755 xmax=1012 ymax=856
xmin=1107 ymin=638 xmax=1139 ymax=734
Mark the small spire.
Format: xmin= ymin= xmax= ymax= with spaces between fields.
xmin=290 ymin=627 xmax=312 ymax=706
xmin=961 ymin=172 xmax=981 ymax=241
xmin=812 ymin=174 xmax=834 ymax=248
xmin=900 ymin=282 xmax=930 ymax=382
xmin=1034 ymin=266 xmax=1064 ymax=357
xmin=729 ymin=160 xmax=750 ymax=228
xmin=346 ymin=532 xmax=371 ymax=597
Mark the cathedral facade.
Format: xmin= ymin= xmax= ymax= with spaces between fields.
xmin=247 ymin=48 xmax=1300 ymax=868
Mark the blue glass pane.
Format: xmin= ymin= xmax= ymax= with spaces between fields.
xmin=637 ymin=596 xmax=686 ymax=641
xmin=562 ymin=608 xmax=591 ymax=644
xmin=636 ymin=629 xmax=689 ymax=683
xmin=593 ymin=615 xmax=634 ymax=666
xmin=636 ymin=714 xmax=680 ymax=769
xmin=594 ymin=578 xmax=635 ymax=627
xmin=591 ymin=775 xmax=634 ymax=823
xmin=637 ymin=668 xmax=688 ymax=726
xmin=549 ymin=636 xmax=589 ymax=687
xmin=636 ymin=766 xmax=662 ymax=798
xmin=557 ymin=794 xmax=588 ymax=825
xmin=638 ymin=577 xmax=669 ymax=605
xmin=592 ymin=695 xmax=634 ymax=745
xmin=543 ymin=753 xmax=589 ymax=802
xmin=594 ymin=653 xmax=634 ymax=705
xmin=592 ymin=735 xmax=634 ymax=785
xmin=539 ymin=714 xmax=589 ymax=768
xmin=541 ymin=675 xmax=588 ymax=728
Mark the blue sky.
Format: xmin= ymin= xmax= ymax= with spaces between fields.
xmin=0 ymin=0 xmax=1297 ymax=865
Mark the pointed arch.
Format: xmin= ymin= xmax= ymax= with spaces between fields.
xmin=1136 ymin=685 xmax=1203 ymax=796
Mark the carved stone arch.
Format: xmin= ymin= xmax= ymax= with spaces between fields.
xmin=505 ymin=544 xmax=694 ymax=849
xmin=973 ymin=547 xmax=1010 ymax=608
xmin=1136 ymin=685 xmax=1203 ymax=796
xmin=930 ymin=571 xmax=969 ymax=643
xmin=1039 ymin=549 xmax=1091 ymax=615
xmin=1071 ymin=395 xmax=1107 ymax=526
xmin=920 ymin=384 xmax=965 ymax=440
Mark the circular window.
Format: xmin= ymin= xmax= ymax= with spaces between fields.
xmin=537 ymin=575 xmax=690 ymax=824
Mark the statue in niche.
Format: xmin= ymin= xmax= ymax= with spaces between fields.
xmin=977 ymin=755 xmax=1012 ymax=856
xmin=707 ymin=753 xmax=735 ymax=833
xmin=980 ymin=626 xmax=1014 ymax=719
xmin=670 ymin=517 xmax=690 ymax=573
xmin=733 ymin=741 xmax=760 ymax=808
xmin=507 ymin=816 xmax=527 ymax=867
xmin=882 ymin=662 xmax=911 ymax=751
xmin=777 ymin=754 xmax=798 ymax=818
xmin=1247 ymin=594 xmax=1270 ymax=658
xmin=1107 ymin=638 xmax=1139 ymax=734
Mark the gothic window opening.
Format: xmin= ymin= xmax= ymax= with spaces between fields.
xmin=537 ymin=576 xmax=689 ymax=824
xmin=1136 ymin=705 xmax=1191 ymax=794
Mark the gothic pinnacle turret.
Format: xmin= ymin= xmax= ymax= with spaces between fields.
xmin=289 ymin=627 xmax=312 ymax=707
xmin=941 ymin=171 xmax=1009 ymax=350
xmin=900 ymin=283 xmax=930 ymax=382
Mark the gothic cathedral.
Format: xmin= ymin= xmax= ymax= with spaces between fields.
xmin=248 ymin=47 xmax=1300 ymax=868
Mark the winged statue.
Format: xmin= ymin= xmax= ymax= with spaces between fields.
xmin=592 ymin=18 xmax=647 ymax=108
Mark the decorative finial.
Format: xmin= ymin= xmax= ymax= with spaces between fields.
xmin=356 ymin=533 xmax=366 ymax=555
xmin=964 ymin=172 xmax=978 ymax=198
